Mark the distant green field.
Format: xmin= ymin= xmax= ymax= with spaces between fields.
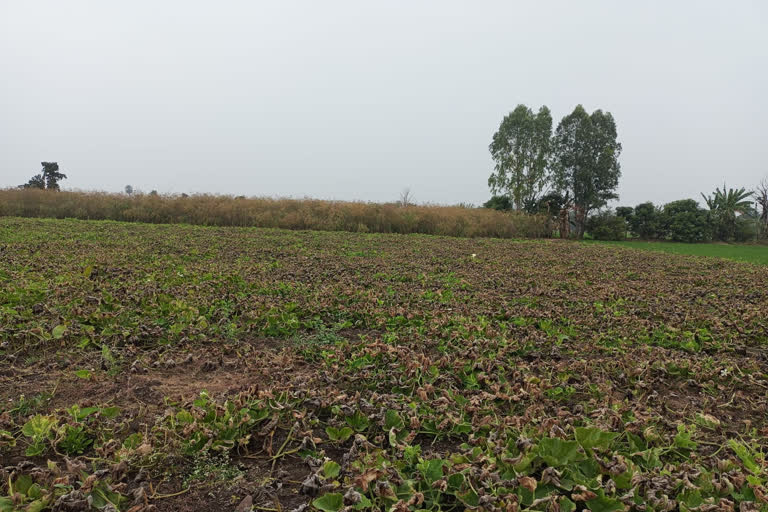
xmin=588 ymin=240 xmax=768 ymax=265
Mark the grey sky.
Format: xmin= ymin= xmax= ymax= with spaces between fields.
xmin=2 ymin=1 xmax=767 ymax=207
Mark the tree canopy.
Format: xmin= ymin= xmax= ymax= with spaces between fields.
xmin=552 ymin=105 xmax=622 ymax=238
xmin=20 ymin=162 xmax=67 ymax=190
xmin=488 ymin=105 xmax=552 ymax=211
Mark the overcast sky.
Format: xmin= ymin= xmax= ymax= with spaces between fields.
xmin=2 ymin=1 xmax=766 ymax=206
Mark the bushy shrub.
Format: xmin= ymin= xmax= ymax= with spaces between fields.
xmin=615 ymin=206 xmax=634 ymax=221
xmin=661 ymin=199 xmax=711 ymax=243
xmin=733 ymin=217 xmax=758 ymax=242
xmin=483 ymin=195 xmax=512 ymax=211
xmin=586 ymin=211 xmax=627 ymax=240
xmin=596 ymin=197 xmax=759 ymax=243
xmin=627 ymin=202 xmax=663 ymax=239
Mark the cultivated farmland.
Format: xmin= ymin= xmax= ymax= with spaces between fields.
xmin=1 ymin=217 xmax=767 ymax=511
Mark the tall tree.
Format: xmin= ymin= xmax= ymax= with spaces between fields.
xmin=19 ymin=162 xmax=67 ymax=190
xmin=41 ymin=162 xmax=67 ymax=190
xmin=488 ymin=105 xmax=552 ymax=211
xmin=552 ymin=105 xmax=622 ymax=238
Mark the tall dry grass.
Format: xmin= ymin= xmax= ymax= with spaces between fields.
xmin=0 ymin=189 xmax=552 ymax=238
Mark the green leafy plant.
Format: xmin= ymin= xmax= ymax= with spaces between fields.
xmin=325 ymin=426 xmax=354 ymax=442
xmin=169 ymin=390 xmax=271 ymax=455
xmin=21 ymin=415 xmax=58 ymax=456
xmin=57 ymin=424 xmax=93 ymax=455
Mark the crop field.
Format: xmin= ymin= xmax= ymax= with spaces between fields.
xmin=1 ymin=217 xmax=767 ymax=512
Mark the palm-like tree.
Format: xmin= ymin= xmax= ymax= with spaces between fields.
xmin=757 ymin=179 xmax=768 ymax=225
xmin=701 ymin=186 xmax=754 ymax=240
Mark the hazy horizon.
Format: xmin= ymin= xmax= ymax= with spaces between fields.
xmin=2 ymin=1 xmax=767 ymax=208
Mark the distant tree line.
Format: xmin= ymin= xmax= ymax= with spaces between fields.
xmin=485 ymin=104 xmax=622 ymax=238
xmin=586 ymin=184 xmax=766 ymax=242
xmin=484 ymin=104 xmax=767 ymax=243
xmin=12 ymin=154 xmax=767 ymax=244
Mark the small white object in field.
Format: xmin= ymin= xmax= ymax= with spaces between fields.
xmin=471 ymin=253 xmax=477 ymax=258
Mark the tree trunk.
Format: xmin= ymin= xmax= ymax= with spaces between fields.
xmin=558 ymin=207 xmax=570 ymax=239
xmin=573 ymin=205 xmax=587 ymax=239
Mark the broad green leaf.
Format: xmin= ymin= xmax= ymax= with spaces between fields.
xmin=728 ymin=440 xmax=761 ymax=475
xmin=323 ymin=460 xmax=341 ymax=479
xmin=26 ymin=499 xmax=49 ymax=512
xmin=22 ymin=415 xmax=57 ymax=439
xmin=560 ymin=497 xmax=577 ymax=512
xmin=575 ymin=427 xmax=619 ymax=451
xmin=101 ymin=406 xmax=121 ymax=419
xmin=447 ymin=472 xmax=465 ymax=491
xmin=417 ymin=458 xmax=443 ymax=484
xmin=89 ymin=488 xmax=109 ymax=509
xmin=123 ymin=433 xmax=143 ymax=450
xmin=325 ymin=426 xmax=353 ymax=442
xmin=52 ymin=324 xmax=66 ymax=339
xmin=731 ymin=482 xmax=757 ymax=504
xmin=520 ymin=486 xmax=534 ymax=507
xmin=612 ymin=468 xmax=634 ymax=490
xmin=313 ymin=493 xmax=344 ymax=512
xmin=353 ymin=494 xmax=372 ymax=510
xmin=250 ymin=407 xmax=270 ymax=423
xmin=101 ymin=344 xmax=115 ymax=366
xmin=635 ymin=448 xmax=662 ymax=470
xmin=345 ymin=411 xmax=369 ymax=432
xmin=74 ymin=369 xmax=92 ymax=379
xmin=674 ymin=425 xmax=697 ymax=451
xmin=384 ymin=409 xmax=405 ymax=430
xmin=626 ymin=432 xmax=646 ymax=452
xmin=72 ymin=405 xmax=99 ymax=421
xmin=679 ymin=490 xmax=704 ymax=508
xmin=403 ymin=443 xmax=422 ymax=462
xmin=537 ymin=437 xmax=584 ymax=467
xmin=457 ymin=488 xmax=479 ymax=507
xmin=27 ymin=482 xmax=44 ymax=499
xmin=25 ymin=442 xmax=46 ymax=457
xmin=512 ymin=453 xmax=535 ymax=473
xmin=193 ymin=391 xmax=210 ymax=408
xmin=176 ymin=410 xmax=195 ymax=424
xmin=586 ymin=493 xmax=624 ymax=512
xmin=90 ymin=483 xmax=126 ymax=509
xmin=14 ymin=474 xmax=34 ymax=494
